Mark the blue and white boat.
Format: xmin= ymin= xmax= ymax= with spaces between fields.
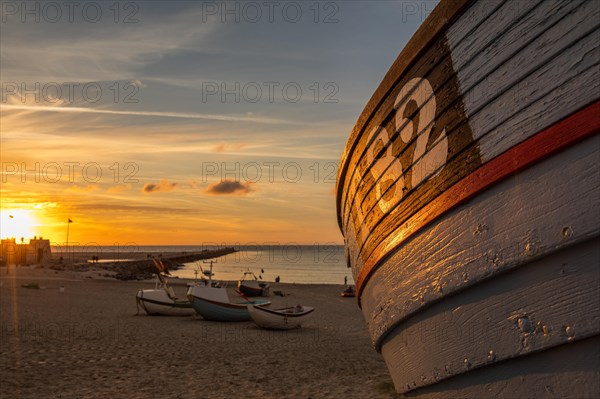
xmin=187 ymin=284 xmax=270 ymax=321
xmin=186 ymin=260 xmax=270 ymax=321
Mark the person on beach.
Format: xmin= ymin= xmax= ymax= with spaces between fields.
xmin=344 ymin=276 xmax=347 ymax=285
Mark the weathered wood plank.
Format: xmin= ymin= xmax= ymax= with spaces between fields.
xmin=447 ymin=0 xmax=544 ymax=71
xmin=379 ymin=237 xmax=600 ymax=393
xmin=360 ymin=134 xmax=600 ymax=345
xmin=450 ymin=0 xmax=584 ymax=74
xmin=473 ymin=60 xmax=599 ymax=162
xmin=454 ymin=0 xmax=599 ymax=149
xmin=401 ymin=336 xmax=600 ymax=399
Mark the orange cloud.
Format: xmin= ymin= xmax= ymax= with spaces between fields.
xmin=143 ymin=179 xmax=177 ymax=193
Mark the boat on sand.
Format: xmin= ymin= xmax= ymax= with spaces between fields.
xmin=136 ymin=272 xmax=194 ymax=316
xmin=340 ymin=286 xmax=355 ymax=298
xmin=187 ymin=284 xmax=270 ymax=322
xmin=187 ymin=261 xmax=270 ymax=321
xmin=248 ymin=304 xmax=314 ymax=330
xmin=238 ymin=270 xmax=270 ymax=297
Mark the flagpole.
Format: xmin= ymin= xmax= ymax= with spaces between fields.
xmin=65 ymin=218 xmax=73 ymax=263
xmin=65 ymin=219 xmax=70 ymax=263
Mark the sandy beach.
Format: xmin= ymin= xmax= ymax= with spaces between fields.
xmin=0 ymin=266 xmax=397 ymax=399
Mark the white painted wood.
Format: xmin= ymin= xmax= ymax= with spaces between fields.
xmin=360 ymin=135 xmax=600 ymax=345
xmin=379 ymin=237 xmax=600 ymax=393
xmin=471 ymin=60 xmax=598 ymax=159
xmin=450 ymin=0 xmax=582 ymax=72
xmin=447 ymin=0 xmax=544 ymax=69
xmin=392 ymin=336 xmax=600 ymax=398
xmin=449 ymin=0 xmax=599 ymax=159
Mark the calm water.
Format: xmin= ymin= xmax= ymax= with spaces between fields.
xmin=53 ymin=245 xmax=353 ymax=285
xmin=174 ymin=245 xmax=353 ymax=285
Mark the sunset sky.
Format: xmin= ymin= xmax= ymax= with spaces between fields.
xmin=0 ymin=1 xmax=436 ymax=245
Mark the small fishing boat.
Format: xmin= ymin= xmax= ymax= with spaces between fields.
xmin=187 ymin=285 xmax=270 ymax=322
xmin=136 ymin=273 xmax=194 ymax=316
xmin=336 ymin=0 xmax=599 ymax=396
xmin=238 ymin=270 xmax=270 ymax=297
xmin=248 ymin=304 xmax=315 ymax=330
xmin=187 ymin=262 xmax=270 ymax=321
xmin=340 ymin=286 xmax=355 ymax=298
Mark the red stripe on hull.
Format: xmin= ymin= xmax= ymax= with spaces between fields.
xmin=356 ymin=100 xmax=600 ymax=302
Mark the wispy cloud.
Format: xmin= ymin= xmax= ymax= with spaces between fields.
xmin=33 ymin=202 xmax=59 ymax=209
xmin=0 ymin=104 xmax=295 ymax=125
xmin=107 ymin=185 xmax=131 ymax=194
xmin=0 ymin=6 xmax=220 ymax=83
xmin=214 ymin=143 xmax=248 ymax=153
xmin=205 ymin=180 xmax=253 ymax=196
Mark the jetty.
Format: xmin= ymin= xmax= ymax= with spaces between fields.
xmin=47 ymin=247 xmax=236 ymax=280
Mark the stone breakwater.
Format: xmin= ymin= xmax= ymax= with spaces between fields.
xmin=47 ymin=247 xmax=236 ymax=280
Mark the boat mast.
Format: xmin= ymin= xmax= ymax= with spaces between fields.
xmin=203 ymin=259 xmax=215 ymax=284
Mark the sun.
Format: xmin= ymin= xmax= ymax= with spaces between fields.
xmin=0 ymin=210 xmax=39 ymax=240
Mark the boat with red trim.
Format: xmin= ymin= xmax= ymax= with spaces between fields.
xmin=336 ymin=0 xmax=599 ymax=396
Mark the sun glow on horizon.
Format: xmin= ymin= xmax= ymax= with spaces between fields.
xmin=0 ymin=210 xmax=39 ymax=240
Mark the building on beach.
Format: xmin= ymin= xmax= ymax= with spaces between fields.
xmin=0 ymin=237 xmax=51 ymax=266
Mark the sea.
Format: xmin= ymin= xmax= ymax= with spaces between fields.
xmin=54 ymin=244 xmax=353 ymax=285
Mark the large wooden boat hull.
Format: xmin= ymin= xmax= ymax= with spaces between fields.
xmin=336 ymin=0 xmax=599 ymax=397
